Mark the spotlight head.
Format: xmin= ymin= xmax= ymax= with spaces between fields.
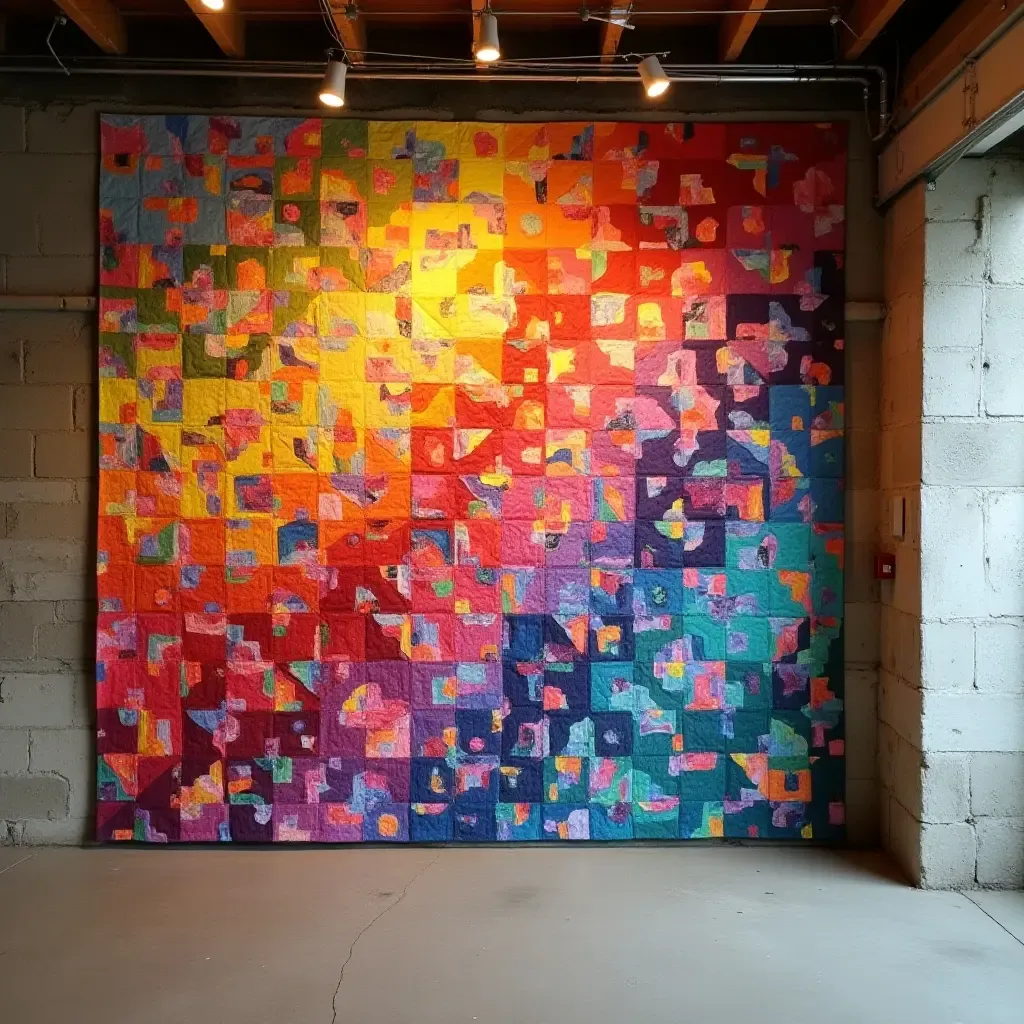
xmin=638 ymin=55 xmax=670 ymax=99
xmin=319 ymin=59 xmax=347 ymax=108
xmin=474 ymin=12 xmax=501 ymax=63
xmin=201 ymin=0 xmax=226 ymax=10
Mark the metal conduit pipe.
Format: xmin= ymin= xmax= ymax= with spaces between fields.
xmin=0 ymin=58 xmax=888 ymax=136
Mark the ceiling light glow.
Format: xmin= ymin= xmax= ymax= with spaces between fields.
xmin=474 ymin=12 xmax=501 ymax=63
xmin=638 ymin=55 xmax=671 ymax=99
xmin=319 ymin=59 xmax=347 ymax=108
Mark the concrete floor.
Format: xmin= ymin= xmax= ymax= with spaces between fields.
xmin=1 ymin=846 xmax=1022 ymax=1024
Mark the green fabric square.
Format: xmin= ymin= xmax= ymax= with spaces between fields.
xmin=184 ymin=245 xmax=227 ymax=289
xmin=683 ymin=613 xmax=726 ymax=660
xmin=543 ymin=756 xmax=588 ymax=803
xmin=322 ymin=119 xmax=368 ymax=157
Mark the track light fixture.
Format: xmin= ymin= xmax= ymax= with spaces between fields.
xmin=637 ymin=54 xmax=670 ymax=99
xmin=200 ymin=0 xmax=226 ymax=10
xmin=319 ymin=57 xmax=347 ymax=108
xmin=474 ymin=10 xmax=501 ymax=63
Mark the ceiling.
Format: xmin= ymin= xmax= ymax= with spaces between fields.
xmin=0 ymin=1 xmax=965 ymax=70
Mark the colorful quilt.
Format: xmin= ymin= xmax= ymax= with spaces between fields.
xmin=95 ymin=115 xmax=846 ymax=843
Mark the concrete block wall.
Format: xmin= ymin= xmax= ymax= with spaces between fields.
xmin=0 ymin=105 xmax=97 ymax=844
xmin=880 ymin=158 xmax=1024 ymax=888
xmin=0 ymin=98 xmax=883 ymax=847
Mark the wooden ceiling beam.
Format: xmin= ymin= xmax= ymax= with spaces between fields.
xmin=183 ymin=0 xmax=245 ymax=58
xmin=841 ymin=0 xmax=907 ymax=60
xmin=896 ymin=0 xmax=1024 ymax=123
xmin=719 ymin=0 xmax=769 ymax=63
xmin=600 ymin=8 xmax=631 ymax=65
xmin=54 ymin=0 xmax=126 ymax=54
xmin=330 ymin=1 xmax=366 ymax=64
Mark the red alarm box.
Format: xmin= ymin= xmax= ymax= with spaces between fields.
xmin=874 ymin=553 xmax=896 ymax=580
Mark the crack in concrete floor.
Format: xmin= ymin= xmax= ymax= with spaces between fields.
xmin=329 ymin=852 xmax=441 ymax=1024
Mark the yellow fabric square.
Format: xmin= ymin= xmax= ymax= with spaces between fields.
xmin=269 ymin=379 xmax=318 ymax=425
xmin=181 ymin=425 xmax=225 ymax=472
xmin=369 ymin=121 xmax=416 ymax=160
xmin=100 ymin=378 xmax=137 ymax=423
xmin=136 ymin=335 xmax=182 ymax=378
xmin=459 ymin=159 xmax=504 ymax=202
xmin=365 ymin=382 xmax=412 ymax=429
xmin=412 ymin=297 xmax=457 ymax=342
xmin=458 ymin=122 xmax=504 ymax=160
xmin=415 ymin=121 xmax=459 ymax=159
xmin=366 ymin=338 xmax=413 ymax=382
xmin=457 ymin=294 xmax=511 ymax=338
xmin=365 ymin=293 xmax=403 ymax=339
xmin=181 ymin=470 xmax=225 ymax=519
xmin=319 ymin=381 xmax=365 ymax=430
xmin=318 ymin=426 xmax=365 ymax=475
xmin=319 ymin=336 xmax=366 ymax=382
xmin=272 ymin=425 xmax=319 ymax=473
xmin=411 ymin=203 xmax=460 ymax=249
xmin=367 ymin=200 xmax=412 ymax=249
xmin=411 ymin=338 xmax=456 ymax=383
xmin=412 ymin=249 xmax=459 ymax=297
xmin=136 ymin=377 xmax=179 ymax=427
xmin=225 ymin=426 xmax=271 ymax=475
xmin=316 ymin=292 xmax=366 ymax=338
xmin=271 ymin=338 xmax=320 ymax=381
xmin=182 ymin=379 xmax=226 ymax=427
xmin=225 ymin=380 xmax=271 ymax=424
xmin=141 ymin=424 xmax=181 ymax=471
xmin=456 ymin=202 xmax=505 ymax=251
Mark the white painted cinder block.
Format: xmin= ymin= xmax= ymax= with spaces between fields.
xmin=922 ymin=348 xmax=980 ymax=417
xmin=975 ymin=818 xmax=1024 ymax=887
xmin=920 ymin=752 xmax=971 ymax=824
xmin=988 ymin=177 xmax=1024 ymax=287
xmin=975 ymin=620 xmax=1024 ymax=693
xmin=919 ymin=822 xmax=977 ymax=889
xmin=983 ymin=285 xmax=1024 ymax=416
xmin=985 ymin=490 xmax=1024 ymax=617
xmin=921 ymin=619 xmax=974 ymax=690
xmin=923 ymin=284 xmax=984 ymax=350
xmin=922 ymin=423 xmax=1024 ymax=486
xmin=921 ymin=691 xmax=1024 ymax=752
xmin=928 ymin=159 xmax=992 ymax=222
xmin=971 ymin=752 xmax=1024 ymax=817
xmin=919 ymin=487 xmax=987 ymax=618
xmin=924 ymin=220 xmax=986 ymax=286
